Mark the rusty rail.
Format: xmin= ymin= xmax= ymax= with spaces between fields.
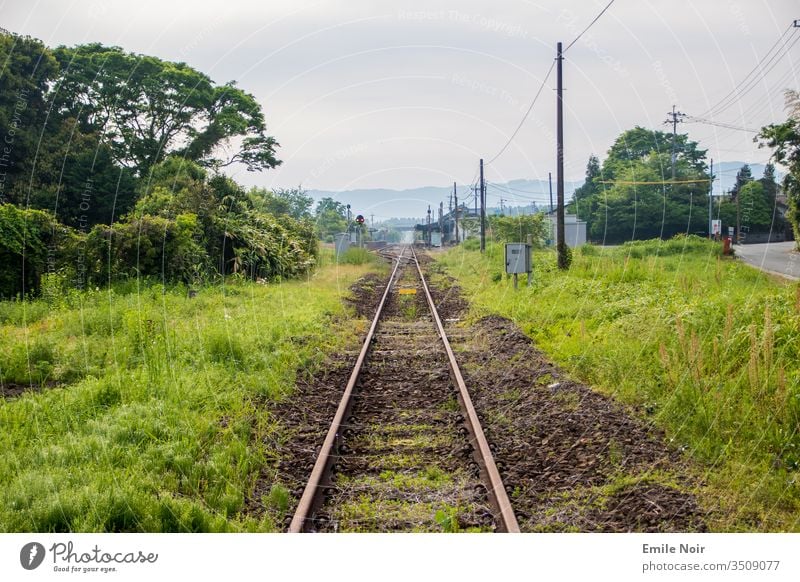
xmin=288 ymin=245 xmax=519 ymax=532
xmin=288 ymin=246 xmax=406 ymax=532
xmin=410 ymin=247 xmax=520 ymax=533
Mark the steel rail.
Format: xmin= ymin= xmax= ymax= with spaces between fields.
xmin=410 ymin=246 xmax=521 ymax=533
xmin=289 ymin=244 xmax=519 ymax=532
xmin=288 ymin=245 xmax=406 ymax=532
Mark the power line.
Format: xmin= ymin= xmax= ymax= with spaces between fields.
xmin=486 ymin=181 xmax=543 ymax=193
xmin=486 ymin=61 xmax=555 ymax=164
xmin=485 ymin=0 xmax=616 ymax=166
xmin=564 ymin=0 xmax=617 ymax=52
xmin=598 ymin=179 xmax=712 ymax=185
xmin=701 ymin=23 xmax=797 ymax=117
xmin=684 ymin=115 xmax=758 ymax=133
xmin=710 ymin=31 xmax=800 ymax=118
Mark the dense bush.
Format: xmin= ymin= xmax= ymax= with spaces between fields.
xmin=84 ymin=213 xmax=206 ymax=285
xmin=0 ymin=204 xmax=78 ymax=298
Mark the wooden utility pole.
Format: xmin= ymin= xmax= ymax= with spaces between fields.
xmin=453 ymin=181 xmax=460 ymax=244
xmin=439 ymin=201 xmax=444 ymax=245
xmin=556 ymin=42 xmax=567 ymax=269
xmin=665 ymin=105 xmax=685 ymax=182
xmin=708 ymin=158 xmax=713 ymax=239
xmin=736 ymin=191 xmax=741 ymax=245
xmin=480 ymin=158 xmax=486 ymax=253
xmin=427 ymin=205 xmax=432 ymax=246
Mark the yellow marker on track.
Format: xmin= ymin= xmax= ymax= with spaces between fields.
xmin=398 ymin=288 xmax=417 ymax=295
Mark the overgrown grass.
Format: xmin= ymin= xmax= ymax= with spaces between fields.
xmin=440 ymin=235 xmax=800 ymax=531
xmin=0 ymin=263 xmax=372 ymax=532
xmin=316 ymin=245 xmax=376 ymax=267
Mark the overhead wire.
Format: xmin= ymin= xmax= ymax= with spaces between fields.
xmin=485 ymin=61 xmax=555 ymax=165
xmin=714 ymin=32 xmax=800 ymax=118
xmin=484 ymin=0 xmax=616 ymax=166
xmin=563 ymin=0 xmax=617 ymax=52
xmin=684 ymin=115 xmax=758 ymax=133
xmin=704 ymin=25 xmax=799 ymax=118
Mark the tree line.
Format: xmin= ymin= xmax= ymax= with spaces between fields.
xmin=567 ymin=127 xmax=785 ymax=244
xmin=0 ymin=29 xmax=353 ymax=298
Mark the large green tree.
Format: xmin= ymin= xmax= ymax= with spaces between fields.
xmin=731 ymin=164 xmax=753 ymax=199
xmin=569 ymin=154 xmax=601 ymax=220
xmin=573 ymin=127 xmax=710 ymax=243
xmin=589 ymin=159 xmax=708 ymax=243
xmin=760 ymin=163 xmax=779 ymax=201
xmin=314 ymin=197 xmax=348 ymax=241
xmin=758 ymin=90 xmax=800 ymax=242
xmin=602 ymin=126 xmax=707 ymax=180
xmin=52 ymin=43 xmax=280 ymax=176
xmin=0 ymin=29 xmax=59 ymax=204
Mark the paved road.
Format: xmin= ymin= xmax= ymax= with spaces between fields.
xmin=735 ymin=241 xmax=800 ymax=280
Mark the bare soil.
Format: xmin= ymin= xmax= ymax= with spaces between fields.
xmin=0 ymin=382 xmax=54 ymax=399
xmin=444 ymin=314 xmax=706 ymax=532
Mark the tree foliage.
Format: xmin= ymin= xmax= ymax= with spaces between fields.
xmin=489 ymin=213 xmax=547 ymax=247
xmin=0 ymin=28 xmax=322 ymax=296
xmin=570 ymin=127 xmax=711 ymax=243
xmin=758 ymin=90 xmax=800 ymax=241
xmin=51 ymin=43 xmax=280 ymax=176
xmin=314 ymin=197 xmax=349 ymax=241
xmin=731 ymin=164 xmax=753 ymax=199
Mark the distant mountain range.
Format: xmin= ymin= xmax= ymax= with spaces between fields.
xmin=306 ymin=162 xmax=781 ymax=221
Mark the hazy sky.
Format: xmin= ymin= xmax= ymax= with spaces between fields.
xmin=3 ymin=0 xmax=799 ymax=194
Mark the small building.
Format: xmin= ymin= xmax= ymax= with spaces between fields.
xmin=546 ymin=213 xmax=587 ymax=248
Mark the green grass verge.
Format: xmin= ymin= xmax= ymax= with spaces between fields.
xmin=0 ymin=264 xmax=373 ymax=532
xmin=439 ymin=235 xmax=800 ymax=531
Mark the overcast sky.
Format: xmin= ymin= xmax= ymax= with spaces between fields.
xmin=3 ymin=0 xmax=799 ymax=195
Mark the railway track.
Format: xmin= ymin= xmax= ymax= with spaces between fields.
xmin=289 ymin=245 xmax=519 ymax=533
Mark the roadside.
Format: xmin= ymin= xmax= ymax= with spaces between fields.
xmin=734 ymin=241 xmax=800 ymax=280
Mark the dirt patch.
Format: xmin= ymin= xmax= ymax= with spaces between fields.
xmin=449 ymin=313 xmax=706 ymax=532
xmin=343 ymin=272 xmax=386 ymax=318
xmin=0 ymin=381 xmax=57 ymax=399
xmin=245 ymin=356 xmax=354 ymax=529
xmin=429 ymin=274 xmax=469 ymax=321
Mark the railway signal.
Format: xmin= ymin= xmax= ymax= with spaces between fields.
xmin=355 ymin=214 xmax=365 ymax=225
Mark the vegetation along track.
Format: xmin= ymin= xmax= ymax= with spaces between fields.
xmin=288 ymin=245 xmax=519 ymax=532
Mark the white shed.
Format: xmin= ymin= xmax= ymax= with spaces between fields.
xmin=547 ymin=214 xmax=587 ymax=248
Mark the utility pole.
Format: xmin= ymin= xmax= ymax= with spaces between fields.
xmin=480 ymin=158 xmax=486 ymax=253
xmin=453 ymin=181 xmax=459 ymax=244
xmin=500 ymin=198 xmax=505 ymax=215
xmin=708 ymin=158 xmax=713 ymax=240
xmin=370 ymin=213 xmax=374 ymax=227
xmin=665 ymin=105 xmax=685 ymax=181
xmin=439 ymin=201 xmax=444 ymax=246
xmin=427 ymin=205 xmax=432 ymax=246
xmin=556 ymin=42 xmax=567 ymax=269
xmin=736 ymin=190 xmax=741 ymax=245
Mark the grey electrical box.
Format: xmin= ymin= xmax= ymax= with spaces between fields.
xmin=505 ymin=243 xmax=532 ymax=274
